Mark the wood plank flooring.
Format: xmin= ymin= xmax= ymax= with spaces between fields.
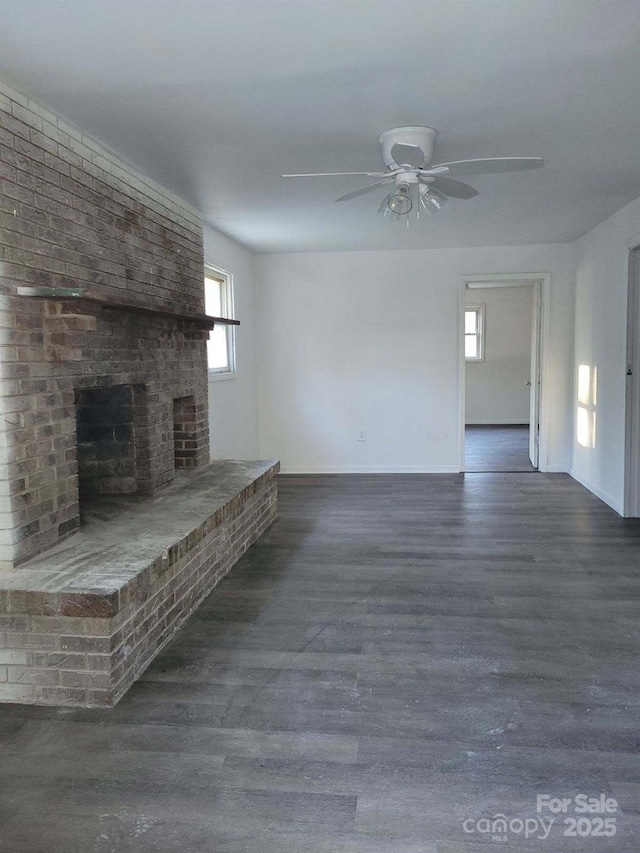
xmin=1 ymin=472 xmax=640 ymax=851
xmin=465 ymin=424 xmax=534 ymax=472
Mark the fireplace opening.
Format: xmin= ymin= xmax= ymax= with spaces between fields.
xmin=173 ymin=396 xmax=198 ymax=469
xmin=75 ymin=385 xmax=137 ymax=497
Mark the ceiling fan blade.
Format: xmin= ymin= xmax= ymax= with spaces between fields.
xmin=390 ymin=143 xmax=425 ymax=169
xmin=335 ymin=180 xmax=393 ymax=203
xmin=282 ymin=171 xmax=391 ymax=178
xmin=417 ymin=165 xmax=450 ymax=177
xmin=431 ymin=157 xmax=544 ymax=176
xmin=426 ymin=176 xmax=479 ymax=199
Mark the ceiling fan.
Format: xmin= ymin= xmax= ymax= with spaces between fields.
xmin=282 ymin=126 xmax=543 ymax=224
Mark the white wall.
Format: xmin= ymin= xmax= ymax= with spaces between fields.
xmin=203 ymin=225 xmax=259 ymax=460
xmin=571 ymin=195 xmax=640 ymax=513
xmin=255 ymin=244 xmax=575 ymax=473
xmin=465 ymin=286 xmax=533 ymax=425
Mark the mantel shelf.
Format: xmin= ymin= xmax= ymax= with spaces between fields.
xmin=16 ymin=286 xmax=240 ymax=329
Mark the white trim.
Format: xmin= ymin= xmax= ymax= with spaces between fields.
xmin=624 ymin=243 xmax=640 ymax=516
xmin=280 ymin=465 xmax=461 ymax=474
xmin=569 ymin=467 xmax=623 ymax=515
xmin=208 ymin=372 xmax=238 ymax=383
xmin=459 ymin=272 xmax=551 ymax=473
xmin=465 ymin=276 xmax=542 ymax=288
xmin=545 ymin=464 xmax=570 ymax=473
xmin=466 ymin=419 xmax=530 ymax=425
xmin=458 ymin=281 xmax=467 ymax=469
xmin=208 ymin=367 xmax=238 ymax=378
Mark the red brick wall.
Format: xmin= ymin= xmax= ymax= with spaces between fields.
xmin=0 ymin=79 xmax=208 ymax=568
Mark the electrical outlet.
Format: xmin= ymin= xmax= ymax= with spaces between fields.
xmin=358 ymin=429 xmax=366 ymax=442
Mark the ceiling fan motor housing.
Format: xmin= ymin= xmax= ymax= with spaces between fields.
xmin=379 ymin=126 xmax=438 ymax=169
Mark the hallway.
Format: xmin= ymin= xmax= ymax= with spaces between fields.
xmin=465 ymin=424 xmax=534 ymax=472
xmin=0 ymin=473 xmax=639 ymax=850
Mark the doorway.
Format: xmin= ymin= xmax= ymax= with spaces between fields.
xmin=459 ymin=274 xmax=547 ymax=473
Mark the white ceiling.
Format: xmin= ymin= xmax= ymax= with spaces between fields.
xmin=1 ymin=0 xmax=639 ymax=253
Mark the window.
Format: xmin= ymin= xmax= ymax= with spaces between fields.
xmin=465 ymin=305 xmax=485 ymax=362
xmin=204 ymin=266 xmax=236 ymax=377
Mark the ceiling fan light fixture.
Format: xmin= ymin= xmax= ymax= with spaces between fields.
xmin=379 ymin=184 xmax=413 ymax=220
xmin=283 ymin=125 xmax=543 ymax=230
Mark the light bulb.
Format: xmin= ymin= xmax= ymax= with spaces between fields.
xmin=378 ymin=196 xmax=401 ymax=220
xmin=388 ymin=186 xmax=412 ymax=215
xmin=419 ymin=186 xmax=447 ymax=212
xmin=378 ymin=185 xmax=413 ymax=221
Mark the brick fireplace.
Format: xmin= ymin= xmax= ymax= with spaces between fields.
xmin=0 ymin=290 xmax=213 ymax=565
xmin=0 ymin=78 xmax=211 ymax=569
xmin=0 ymin=79 xmax=278 ymax=706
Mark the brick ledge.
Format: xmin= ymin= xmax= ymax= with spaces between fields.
xmin=0 ymin=460 xmax=280 ymax=618
xmin=0 ymin=460 xmax=279 ymax=706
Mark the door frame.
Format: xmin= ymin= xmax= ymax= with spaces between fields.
xmin=458 ymin=272 xmax=551 ymax=472
xmin=624 ymin=238 xmax=640 ymax=517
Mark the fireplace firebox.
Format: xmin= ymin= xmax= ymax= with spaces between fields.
xmin=76 ymin=385 xmax=137 ymax=496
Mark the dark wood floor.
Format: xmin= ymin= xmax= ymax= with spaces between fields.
xmin=465 ymin=424 xmax=534 ymax=472
xmin=1 ymin=473 xmax=640 ymax=851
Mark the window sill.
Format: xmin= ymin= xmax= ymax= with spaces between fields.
xmin=208 ymin=371 xmax=238 ymax=383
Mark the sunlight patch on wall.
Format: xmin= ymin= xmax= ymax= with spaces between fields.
xmin=577 ymin=364 xmax=597 ymax=448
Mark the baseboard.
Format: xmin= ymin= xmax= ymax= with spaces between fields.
xmin=543 ymin=464 xmax=570 ymax=473
xmin=465 ymin=420 xmax=530 ymax=426
xmin=279 ymin=465 xmax=461 ymax=474
xmin=568 ymin=467 xmax=623 ymax=515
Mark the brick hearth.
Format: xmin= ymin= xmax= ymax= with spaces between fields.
xmin=0 ymin=460 xmax=278 ymax=706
